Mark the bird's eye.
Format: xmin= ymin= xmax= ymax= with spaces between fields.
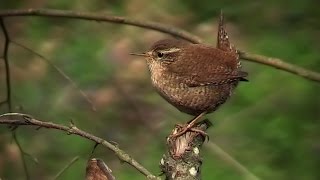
xmin=157 ymin=52 xmax=164 ymax=58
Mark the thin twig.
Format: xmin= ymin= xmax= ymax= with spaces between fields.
xmin=0 ymin=113 xmax=160 ymax=180
xmin=52 ymin=156 xmax=79 ymax=180
xmin=201 ymin=90 xmax=287 ymax=180
xmin=205 ymin=142 xmax=260 ymax=180
xmin=12 ymin=132 xmax=30 ymax=180
xmin=1 ymin=18 xmax=33 ymax=180
xmin=0 ymin=8 xmax=319 ymax=82
xmin=11 ymin=41 xmax=96 ymax=111
xmin=0 ymin=18 xmax=12 ymax=111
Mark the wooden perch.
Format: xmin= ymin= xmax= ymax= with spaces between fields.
xmin=160 ymin=120 xmax=211 ymax=180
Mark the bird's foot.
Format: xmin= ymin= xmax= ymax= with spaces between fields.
xmin=168 ymin=112 xmax=208 ymax=141
xmin=168 ymin=123 xmax=208 ymax=140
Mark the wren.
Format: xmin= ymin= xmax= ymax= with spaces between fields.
xmin=131 ymin=12 xmax=248 ymax=137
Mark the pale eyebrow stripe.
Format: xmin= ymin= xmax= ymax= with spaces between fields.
xmin=161 ymin=48 xmax=181 ymax=54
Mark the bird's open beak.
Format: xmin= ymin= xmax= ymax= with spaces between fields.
xmin=129 ymin=52 xmax=149 ymax=57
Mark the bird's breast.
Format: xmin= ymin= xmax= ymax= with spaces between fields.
xmin=149 ymin=66 xmax=235 ymax=115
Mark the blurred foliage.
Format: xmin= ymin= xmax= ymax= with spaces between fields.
xmin=0 ymin=0 xmax=320 ymax=180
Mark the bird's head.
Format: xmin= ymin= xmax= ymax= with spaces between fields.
xmin=130 ymin=39 xmax=189 ymax=70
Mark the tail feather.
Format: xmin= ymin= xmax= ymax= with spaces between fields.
xmin=217 ymin=10 xmax=237 ymax=54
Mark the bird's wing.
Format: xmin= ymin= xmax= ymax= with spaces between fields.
xmin=168 ymin=45 xmax=248 ymax=87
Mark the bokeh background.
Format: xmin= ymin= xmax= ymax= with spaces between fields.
xmin=0 ymin=0 xmax=320 ymax=179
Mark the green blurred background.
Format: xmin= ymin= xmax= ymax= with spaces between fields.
xmin=0 ymin=0 xmax=319 ymax=179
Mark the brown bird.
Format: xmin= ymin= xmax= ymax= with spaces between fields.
xmin=131 ymin=12 xmax=248 ymax=137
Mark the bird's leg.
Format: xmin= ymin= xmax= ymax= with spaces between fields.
xmin=170 ymin=111 xmax=207 ymax=139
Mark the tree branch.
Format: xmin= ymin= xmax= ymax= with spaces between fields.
xmin=239 ymin=51 xmax=320 ymax=82
xmin=0 ymin=8 xmax=319 ymax=83
xmin=0 ymin=113 xmax=160 ymax=180
xmin=0 ymin=8 xmax=202 ymax=44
